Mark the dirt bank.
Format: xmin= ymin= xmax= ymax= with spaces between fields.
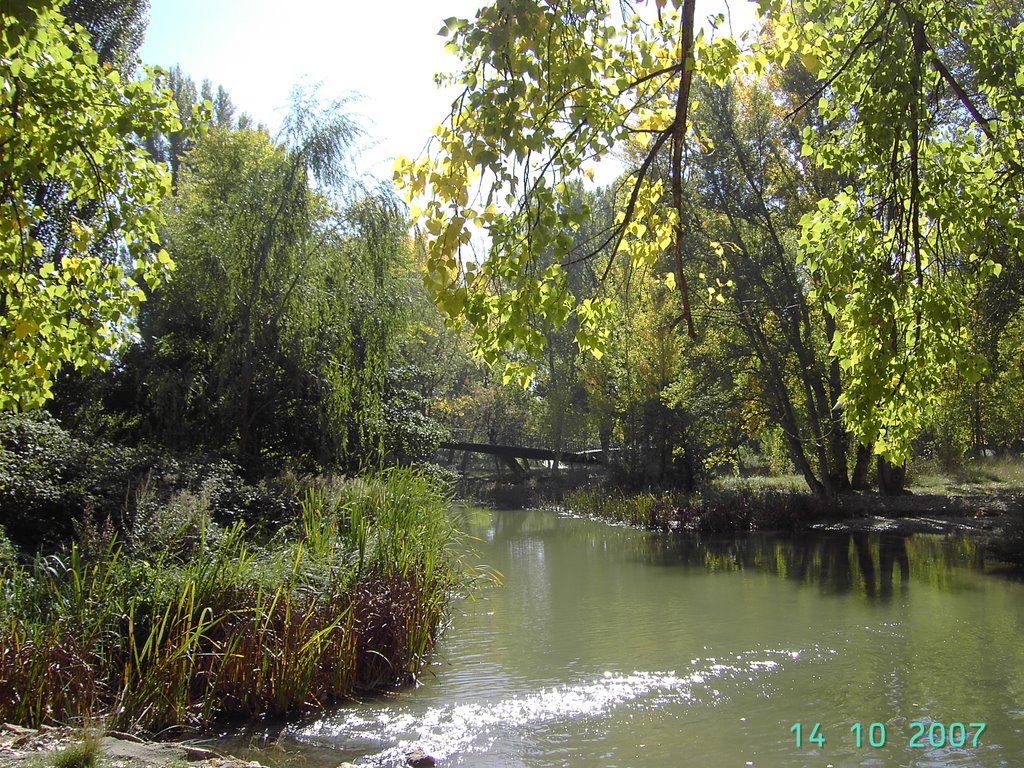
xmin=0 ymin=724 xmax=263 ymax=768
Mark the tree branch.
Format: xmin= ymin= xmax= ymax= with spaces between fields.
xmin=670 ymin=0 xmax=697 ymax=338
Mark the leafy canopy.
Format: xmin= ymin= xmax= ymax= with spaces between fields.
xmin=398 ymin=0 xmax=1024 ymax=462
xmin=395 ymin=0 xmax=742 ymax=384
xmin=767 ymin=0 xmax=1024 ymax=460
xmin=0 ymin=1 xmax=182 ymax=409
xmin=142 ymin=98 xmax=412 ymax=469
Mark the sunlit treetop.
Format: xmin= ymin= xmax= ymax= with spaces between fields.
xmin=395 ymin=0 xmax=745 ymax=383
xmin=0 ymin=1 xmax=188 ymax=409
xmin=397 ymin=0 xmax=1024 ymax=462
xmin=763 ymin=0 xmax=1024 ymax=460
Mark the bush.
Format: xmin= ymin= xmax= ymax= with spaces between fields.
xmin=0 ymin=411 xmax=147 ymax=550
xmin=0 ymin=411 xmax=297 ymax=553
xmin=562 ymin=483 xmax=824 ymax=533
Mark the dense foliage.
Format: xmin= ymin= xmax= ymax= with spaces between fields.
xmin=0 ymin=1 xmax=182 ymax=409
xmin=132 ymin=106 xmax=410 ymax=469
xmin=0 ymin=411 xmax=294 ymax=552
xmin=0 ymin=6 xmax=465 ymax=734
xmin=397 ymin=0 xmax=1024 ymax=480
xmin=0 ymin=468 xmax=466 ymax=730
xmin=773 ymin=0 xmax=1024 ymax=462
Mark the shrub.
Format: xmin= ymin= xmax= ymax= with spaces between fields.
xmin=562 ymin=484 xmax=823 ymax=533
xmin=0 ymin=411 xmax=146 ymax=550
xmin=0 ymin=411 xmax=296 ymax=554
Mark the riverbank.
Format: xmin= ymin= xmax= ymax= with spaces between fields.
xmin=10 ymin=500 xmax=1021 ymax=768
xmin=0 ymin=721 xmax=435 ymax=768
xmin=454 ymin=457 xmax=1024 ymax=553
xmin=0 ymin=724 xmax=261 ymax=767
xmin=0 ymin=468 xmax=469 ymax=739
xmin=553 ymin=465 xmax=1024 ymax=560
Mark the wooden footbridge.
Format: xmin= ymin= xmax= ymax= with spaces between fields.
xmin=438 ymin=430 xmax=612 ymax=476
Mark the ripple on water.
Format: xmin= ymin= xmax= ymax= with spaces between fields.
xmin=296 ymin=648 xmax=805 ymax=767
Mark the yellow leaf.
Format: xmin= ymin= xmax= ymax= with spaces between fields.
xmin=14 ymin=320 xmax=37 ymax=340
xmin=800 ymin=52 xmax=820 ymax=75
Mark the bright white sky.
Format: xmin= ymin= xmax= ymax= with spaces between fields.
xmin=139 ymin=1 xmax=758 ymax=183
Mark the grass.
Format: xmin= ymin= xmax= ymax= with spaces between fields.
xmin=909 ymin=454 xmax=1024 ymax=492
xmin=715 ymin=473 xmax=809 ymax=493
xmin=0 ymin=467 xmax=468 ymax=733
xmin=48 ymin=735 xmax=101 ymax=768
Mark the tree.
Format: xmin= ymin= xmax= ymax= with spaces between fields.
xmin=143 ymin=69 xmax=248 ymax=188
xmin=521 ymin=182 xmax=606 ymax=461
xmin=60 ymin=0 xmax=148 ymax=71
xmin=398 ymin=0 xmax=1024 ymax=466
xmin=678 ymin=78 xmax=874 ymax=495
xmin=395 ymin=0 xmax=732 ymax=381
xmin=131 ymin=99 xmax=410 ymax=469
xmin=0 ymin=1 xmax=181 ymax=410
xmin=764 ymin=0 xmax=1024 ymax=463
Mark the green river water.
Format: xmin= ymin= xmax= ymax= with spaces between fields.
xmin=258 ymin=507 xmax=1024 ymax=767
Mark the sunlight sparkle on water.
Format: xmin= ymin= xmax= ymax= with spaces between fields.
xmin=298 ymin=649 xmax=801 ymax=766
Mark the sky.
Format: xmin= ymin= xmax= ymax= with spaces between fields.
xmin=139 ymin=1 xmax=759 ymax=183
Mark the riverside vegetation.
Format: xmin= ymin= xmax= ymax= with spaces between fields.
xmin=5 ymin=0 xmax=1024 ymax=755
xmin=0 ymin=465 xmax=467 ymax=732
xmin=557 ymin=458 xmax=1024 ymax=544
xmin=1 ymin=0 xmax=472 ymax=742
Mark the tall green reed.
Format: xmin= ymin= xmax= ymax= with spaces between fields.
xmin=0 ymin=467 xmax=467 ymax=731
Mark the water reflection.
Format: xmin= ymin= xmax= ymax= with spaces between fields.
xmin=638 ymin=529 xmax=1006 ymax=599
xmin=452 ymin=506 xmax=1020 ymax=600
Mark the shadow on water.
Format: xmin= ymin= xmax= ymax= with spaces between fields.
xmin=454 ymin=505 xmax=1024 ymax=597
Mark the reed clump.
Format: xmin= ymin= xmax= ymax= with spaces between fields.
xmin=562 ymin=484 xmax=823 ymax=533
xmin=560 ymin=487 xmax=666 ymax=528
xmin=49 ymin=735 xmax=102 ymax=768
xmin=0 ymin=467 xmax=465 ymax=733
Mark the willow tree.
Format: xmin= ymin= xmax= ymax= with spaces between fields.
xmin=398 ymin=0 xmax=1024 ymax=467
xmin=141 ymin=99 xmax=408 ymax=468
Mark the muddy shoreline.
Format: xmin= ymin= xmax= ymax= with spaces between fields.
xmin=0 ymin=723 xmax=261 ymax=767
xmin=776 ymin=486 xmax=1024 ymax=564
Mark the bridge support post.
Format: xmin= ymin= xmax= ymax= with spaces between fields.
xmin=501 ymin=454 xmax=528 ymax=479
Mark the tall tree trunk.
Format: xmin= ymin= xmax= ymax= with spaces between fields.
xmin=670 ymin=0 xmax=697 ymax=338
xmin=851 ymin=444 xmax=872 ymax=490
xmin=717 ymin=97 xmax=849 ymax=497
xmin=877 ymin=456 xmax=906 ymax=496
xmin=823 ymin=311 xmax=853 ymax=492
xmin=740 ymin=311 xmax=826 ymax=496
xmin=973 ymin=381 xmax=983 ymax=454
xmin=794 ymin=343 xmax=835 ymax=496
xmin=784 ymin=426 xmax=826 ymax=497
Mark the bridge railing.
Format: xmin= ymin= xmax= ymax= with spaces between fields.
xmin=443 ymin=427 xmax=616 ymax=456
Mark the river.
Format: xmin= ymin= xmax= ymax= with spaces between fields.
xmin=242 ymin=507 xmax=1024 ymax=767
